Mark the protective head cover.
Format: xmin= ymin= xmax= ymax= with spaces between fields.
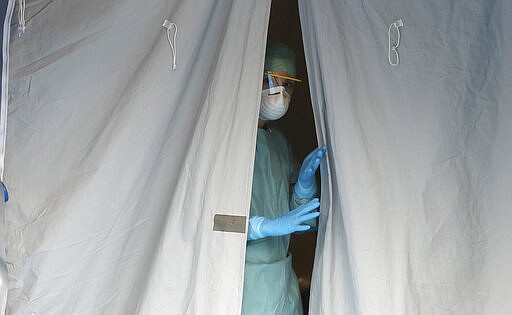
xmin=259 ymin=86 xmax=291 ymax=121
xmin=260 ymin=42 xmax=297 ymax=121
xmin=264 ymin=42 xmax=297 ymax=78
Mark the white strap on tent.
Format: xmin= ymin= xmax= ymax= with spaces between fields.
xmin=17 ymin=0 xmax=25 ymax=36
xmin=162 ymin=19 xmax=177 ymax=70
xmin=0 ymin=0 xmax=16 ymax=202
xmin=388 ymin=18 xmax=403 ymax=66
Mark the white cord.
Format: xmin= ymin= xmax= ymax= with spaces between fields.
xmin=17 ymin=0 xmax=26 ymax=36
xmin=162 ymin=20 xmax=177 ymax=70
xmin=388 ymin=18 xmax=403 ymax=66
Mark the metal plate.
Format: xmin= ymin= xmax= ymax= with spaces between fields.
xmin=213 ymin=214 xmax=246 ymax=233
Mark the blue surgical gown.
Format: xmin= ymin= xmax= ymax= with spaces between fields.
xmin=242 ymin=127 xmax=309 ymax=315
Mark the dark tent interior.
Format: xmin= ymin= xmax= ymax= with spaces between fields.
xmin=266 ymin=1 xmax=318 ymax=312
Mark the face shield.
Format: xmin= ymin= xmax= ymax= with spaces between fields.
xmin=263 ymin=72 xmax=301 ymax=96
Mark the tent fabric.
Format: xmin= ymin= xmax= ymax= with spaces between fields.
xmin=7 ymin=0 xmax=270 ymax=314
xmin=300 ymin=0 xmax=512 ymax=314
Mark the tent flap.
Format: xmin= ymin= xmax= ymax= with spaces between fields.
xmin=7 ymin=0 xmax=270 ymax=314
xmin=300 ymin=0 xmax=512 ymax=314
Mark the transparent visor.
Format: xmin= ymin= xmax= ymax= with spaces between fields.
xmin=264 ymin=72 xmax=301 ymax=94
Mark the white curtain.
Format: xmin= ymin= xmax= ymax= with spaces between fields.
xmin=7 ymin=0 xmax=270 ymax=314
xmin=300 ymin=0 xmax=512 ymax=314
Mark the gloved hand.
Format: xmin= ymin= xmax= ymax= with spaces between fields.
xmin=294 ymin=146 xmax=327 ymax=199
xmin=247 ymin=198 xmax=320 ymax=241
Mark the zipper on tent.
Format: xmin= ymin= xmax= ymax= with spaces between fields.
xmin=0 ymin=0 xmax=17 ymax=202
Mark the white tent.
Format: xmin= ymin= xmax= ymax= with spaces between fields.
xmin=2 ymin=0 xmax=512 ymax=314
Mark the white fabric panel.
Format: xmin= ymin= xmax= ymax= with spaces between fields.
xmin=7 ymin=0 xmax=270 ymax=314
xmin=300 ymin=1 xmax=512 ymax=314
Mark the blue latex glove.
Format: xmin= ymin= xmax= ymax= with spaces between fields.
xmin=294 ymin=146 xmax=327 ymax=199
xmin=248 ymin=198 xmax=320 ymax=241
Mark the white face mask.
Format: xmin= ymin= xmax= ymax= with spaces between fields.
xmin=259 ymin=86 xmax=291 ymax=121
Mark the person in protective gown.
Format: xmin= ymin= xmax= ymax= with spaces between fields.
xmin=242 ymin=42 xmax=327 ymax=315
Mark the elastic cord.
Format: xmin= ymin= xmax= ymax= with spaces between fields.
xmin=388 ymin=22 xmax=401 ymax=66
xmin=165 ymin=23 xmax=178 ymax=70
xmin=17 ymin=0 xmax=25 ymax=36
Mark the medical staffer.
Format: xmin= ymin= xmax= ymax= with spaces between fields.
xmin=242 ymin=42 xmax=327 ymax=315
